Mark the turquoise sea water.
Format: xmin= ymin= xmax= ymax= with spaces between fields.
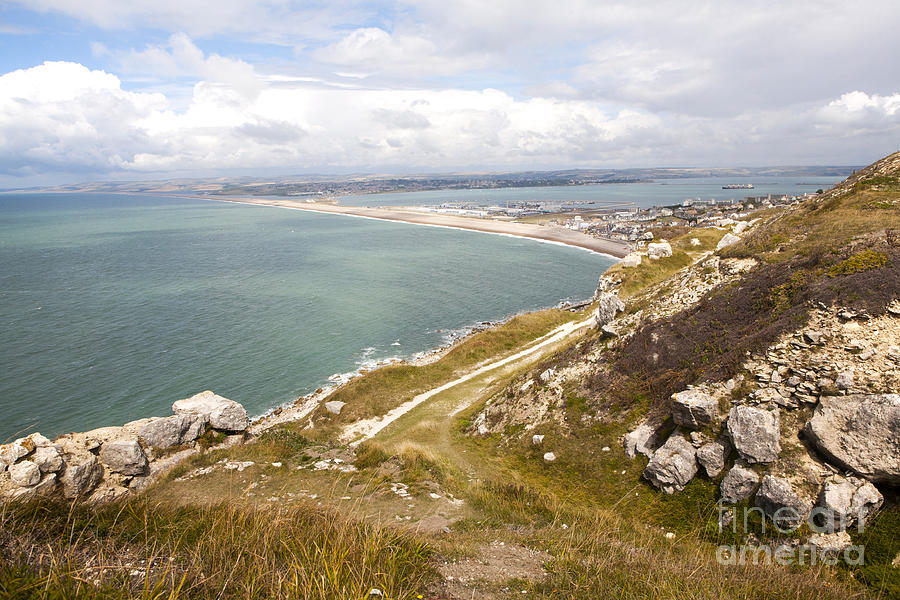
xmin=337 ymin=176 xmax=845 ymax=208
xmin=0 ymin=193 xmax=614 ymax=441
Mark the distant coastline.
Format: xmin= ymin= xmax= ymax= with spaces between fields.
xmin=201 ymin=195 xmax=632 ymax=258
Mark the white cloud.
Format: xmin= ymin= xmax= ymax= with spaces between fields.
xmin=315 ymin=27 xmax=487 ymax=77
xmin=825 ymin=91 xmax=900 ymax=117
xmin=1 ymin=60 xmax=898 ymax=185
xmin=117 ymin=33 xmax=261 ymax=98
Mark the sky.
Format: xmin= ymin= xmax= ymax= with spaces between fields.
xmin=0 ymin=1 xmax=899 ymax=187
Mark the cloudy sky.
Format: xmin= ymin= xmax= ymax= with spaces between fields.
xmin=1 ymin=1 xmax=898 ymax=186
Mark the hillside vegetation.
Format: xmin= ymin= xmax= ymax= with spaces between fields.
xmin=2 ymin=153 xmax=898 ymax=600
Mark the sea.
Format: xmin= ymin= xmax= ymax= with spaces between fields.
xmin=0 ymin=192 xmax=614 ymax=442
xmin=336 ymin=176 xmax=843 ymax=208
xmin=0 ymin=175 xmax=847 ymax=441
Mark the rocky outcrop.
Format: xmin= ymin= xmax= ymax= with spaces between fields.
xmin=138 ymin=414 xmax=204 ymax=449
xmin=1 ymin=391 xmax=250 ymax=503
xmin=643 ymin=433 xmax=697 ymax=494
xmin=815 ymin=475 xmax=883 ymax=533
xmin=754 ymin=476 xmax=811 ymax=529
xmin=173 ymin=390 xmax=250 ymax=432
xmin=715 ymin=232 xmax=741 ymax=251
xmin=99 ymin=440 xmax=148 ymax=476
xmin=671 ymin=389 xmax=719 ymax=429
xmin=726 ymin=406 xmax=781 ymax=464
xmin=647 ymin=241 xmax=672 ymax=259
xmin=804 ymin=394 xmax=900 ymax=484
xmin=58 ymin=453 xmax=104 ymax=499
xmin=594 ymin=292 xmax=625 ymax=329
xmin=325 ymin=401 xmax=346 ymax=415
xmin=621 ymin=253 xmax=642 ymax=268
xmin=32 ymin=446 xmax=64 ymax=473
xmin=720 ymin=464 xmax=758 ymax=503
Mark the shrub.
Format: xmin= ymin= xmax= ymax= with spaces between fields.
xmin=827 ymin=249 xmax=888 ymax=277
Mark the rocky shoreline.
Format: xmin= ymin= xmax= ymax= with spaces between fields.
xmin=2 ymin=301 xmax=590 ymax=503
xmin=0 ymin=391 xmax=253 ymax=502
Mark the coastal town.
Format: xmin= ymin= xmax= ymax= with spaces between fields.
xmin=425 ymin=190 xmax=824 ymax=245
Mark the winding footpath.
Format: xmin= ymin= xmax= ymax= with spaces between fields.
xmin=340 ymin=315 xmax=594 ymax=445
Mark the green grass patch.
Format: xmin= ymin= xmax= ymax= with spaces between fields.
xmin=311 ymin=307 xmax=583 ymax=433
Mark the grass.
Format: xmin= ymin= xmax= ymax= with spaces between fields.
xmin=306 ymin=307 xmax=585 ymax=437
xmin=609 ymin=227 xmax=726 ymax=298
xmin=9 ymin=157 xmax=900 ymax=599
xmin=0 ymin=497 xmax=434 ymax=600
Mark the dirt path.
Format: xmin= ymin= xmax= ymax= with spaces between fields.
xmin=340 ymin=316 xmax=594 ymax=445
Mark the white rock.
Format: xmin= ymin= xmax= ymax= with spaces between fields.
xmin=173 ymin=390 xmax=250 ymax=432
xmin=325 ymin=401 xmax=346 ymax=415
xmin=532 ymin=434 xmax=544 ymax=446
xmin=58 ymin=452 xmax=103 ymax=499
xmin=0 ymin=438 xmax=35 ymax=468
xmin=9 ymin=460 xmax=41 ymax=487
xmin=726 ymin=406 xmax=781 ymax=464
xmin=805 ymin=394 xmax=900 ymax=483
xmin=643 ymin=434 xmax=698 ymax=494
xmin=716 ymin=233 xmax=741 ymax=252
xmin=621 ymin=252 xmax=642 ymax=268
xmin=99 ymin=440 xmax=148 ymax=476
xmin=835 ymin=371 xmax=854 ymax=390
xmin=32 ymin=446 xmax=64 ymax=473
xmin=647 ymin=241 xmax=673 ymax=259
xmin=624 ymin=422 xmax=662 ymax=459
xmin=543 ymin=452 xmax=557 ymax=462
xmin=720 ymin=465 xmax=758 ymax=503
xmin=671 ymin=389 xmax=719 ymax=429
xmin=809 ymin=531 xmax=853 ymax=554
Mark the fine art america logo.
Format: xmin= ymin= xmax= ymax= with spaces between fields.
xmin=715 ymin=501 xmax=866 ymax=566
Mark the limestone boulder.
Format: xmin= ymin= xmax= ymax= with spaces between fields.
xmin=621 ymin=253 xmax=642 ymax=268
xmin=809 ymin=531 xmax=853 ymax=555
xmin=696 ymin=440 xmax=729 ymax=478
xmin=804 ymin=394 xmax=900 ymax=484
xmin=647 ymin=241 xmax=673 ymax=260
xmin=32 ymin=446 xmax=64 ymax=473
xmin=173 ymin=390 xmax=249 ymax=432
xmin=137 ymin=414 xmax=203 ymax=449
xmin=325 ymin=401 xmax=346 ymax=415
xmin=594 ymin=292 xmax=625 ymax=328
xmin=720 ymin=464 xmax=758 ymax=503
xmin=624 ymin=421 xmax=663 ymax=459
xmin=57 ymin=449 xmax=103 ymax=499
xmin=755 ymin=475 xmax=811 ymax=530
xmin=815 ymin=475 xmax=883 ymax=533
xmin=0 ymin=437 xmax=35 ymax=468
xmin=9 ymin=460 xmax=41 ymax=487
xmin=99 ymin=440 xmax=148 ymax=476
xmin=643 ymin=433 xmax=698 ymax=494
xmin=726 ymin=406 xmax=781 ymax=464
xmin=671 ymin=389 xmax=719 ymax=429
xmin=716 ymin=233 xmax=741 ymax=252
